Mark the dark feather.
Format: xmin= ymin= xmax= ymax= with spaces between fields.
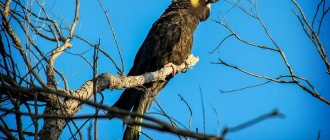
xmin=110 ymin=0 xmax=214 ymax=139
xmin=112 ymin=11 xmax=186 ymax=111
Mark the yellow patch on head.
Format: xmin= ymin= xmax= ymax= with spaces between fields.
xmin=191 ymin=0 xmax=199 ymax=8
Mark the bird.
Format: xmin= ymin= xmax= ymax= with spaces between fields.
xmin=111 ymin=0 xmax=218 ymax=139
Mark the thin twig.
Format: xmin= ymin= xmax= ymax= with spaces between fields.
xmin=221 ymin=109 xmax=284 ymax=137
xmin=199 ymin=86 xmax=206 ymax=135
xmin=154 ymin=99 xmax=182 ymax=140
xmin=178 ymin=94 xmax=193 ymax=131
xmin=97 ymin=0 xmax=124 ymax=75
xmin=92 ymin=39 xmax=100 ymax=140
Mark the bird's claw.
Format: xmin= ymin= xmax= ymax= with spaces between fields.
xmin=164 ymin=63 xmax=178 ymax=76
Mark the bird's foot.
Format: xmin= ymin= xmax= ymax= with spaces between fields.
xmin=164 ymin=63 xmax=178 ymax=76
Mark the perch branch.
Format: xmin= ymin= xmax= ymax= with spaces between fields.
xmin=38 ymin=54 xmax=198 ymax=139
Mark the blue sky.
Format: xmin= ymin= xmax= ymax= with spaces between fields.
xmin=3 ymin=0 xmax=330 ymax=139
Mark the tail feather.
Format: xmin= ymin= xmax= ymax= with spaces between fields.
xmin=111 ymin=88 xmax=143 ymax=112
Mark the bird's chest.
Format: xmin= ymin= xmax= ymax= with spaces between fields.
xmin=166 ymin=29 xmax=193 ymax=65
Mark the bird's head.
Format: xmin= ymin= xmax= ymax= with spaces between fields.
xmin=172 ymin=0 xmax=219 ymax=21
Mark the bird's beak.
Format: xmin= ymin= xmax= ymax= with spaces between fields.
xmin=209 ymin=0 xmax=219 ymax=3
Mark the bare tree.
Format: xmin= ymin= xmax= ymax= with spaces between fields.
xmin=0 ymin=0 xmax=214 ymax=139
xmin=211 ymin=0 xmax=330 ymax=105
xmin=0 ymin=0 xmax=328 ymax=140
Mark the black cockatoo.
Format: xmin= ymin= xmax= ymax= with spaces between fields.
xmin=111 ymin=0 xmax=218 ymax=138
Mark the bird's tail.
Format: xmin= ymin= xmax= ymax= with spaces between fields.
xmin=110 ymin=88 xmax=143 ymax=113
xmin=122 ymin=81 xmax=168 ymax=140
xmin=109 ymin=79 xmax=168 ymax=139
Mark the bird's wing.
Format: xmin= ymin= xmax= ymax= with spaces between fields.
xmin=112 ymin=12 xmax=182 ymax=113
xmin=129 ymin=12 xmax=182 ymax=75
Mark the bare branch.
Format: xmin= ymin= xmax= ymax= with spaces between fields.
xmin=1 ymin=8 xmax=48 ymax=88
xmin=97 ymin=0 xmax=125 ymax=74
xmin=69 ymin=0 xmax=80 ymax=38
xmin=199 ymin=87 xmax=206 ymax=135
xmin=178 ymin=94 xmax=193 ymax=132
xmin=214 ymin=1 xmax=330 ymax=105
xmin=0 ymin=125 xmax=17 ymax=140
xmin=209 ymin=34 xmax=234 ymax=54
xmin=39 ymin=54 xmax=198 ymax=139
xmin=211 ymin=17 xmax=279 ymax=52
xmin=3 ymin=0 xmax=11 ymax=17
xmin=154 ymin=99 xmax=182 ymax=140
xmin=95 ymin=55 xmax=198 ymax=90
xmin=92 ymin=38 xmax=99 ymax=140
xmin=291 ymin=0 xmax=330 ymax=74
xmin=74 ymin=34 xmax=122 ymax=73
xmin=221 ymin=109 xmax=284 ymax=137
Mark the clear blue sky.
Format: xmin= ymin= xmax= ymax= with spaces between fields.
xmin=5 ymin=0 xmax=330 ymax=139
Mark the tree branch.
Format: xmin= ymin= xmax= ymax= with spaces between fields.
xmin=38 ymin=54 xmax=198 ymax=139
